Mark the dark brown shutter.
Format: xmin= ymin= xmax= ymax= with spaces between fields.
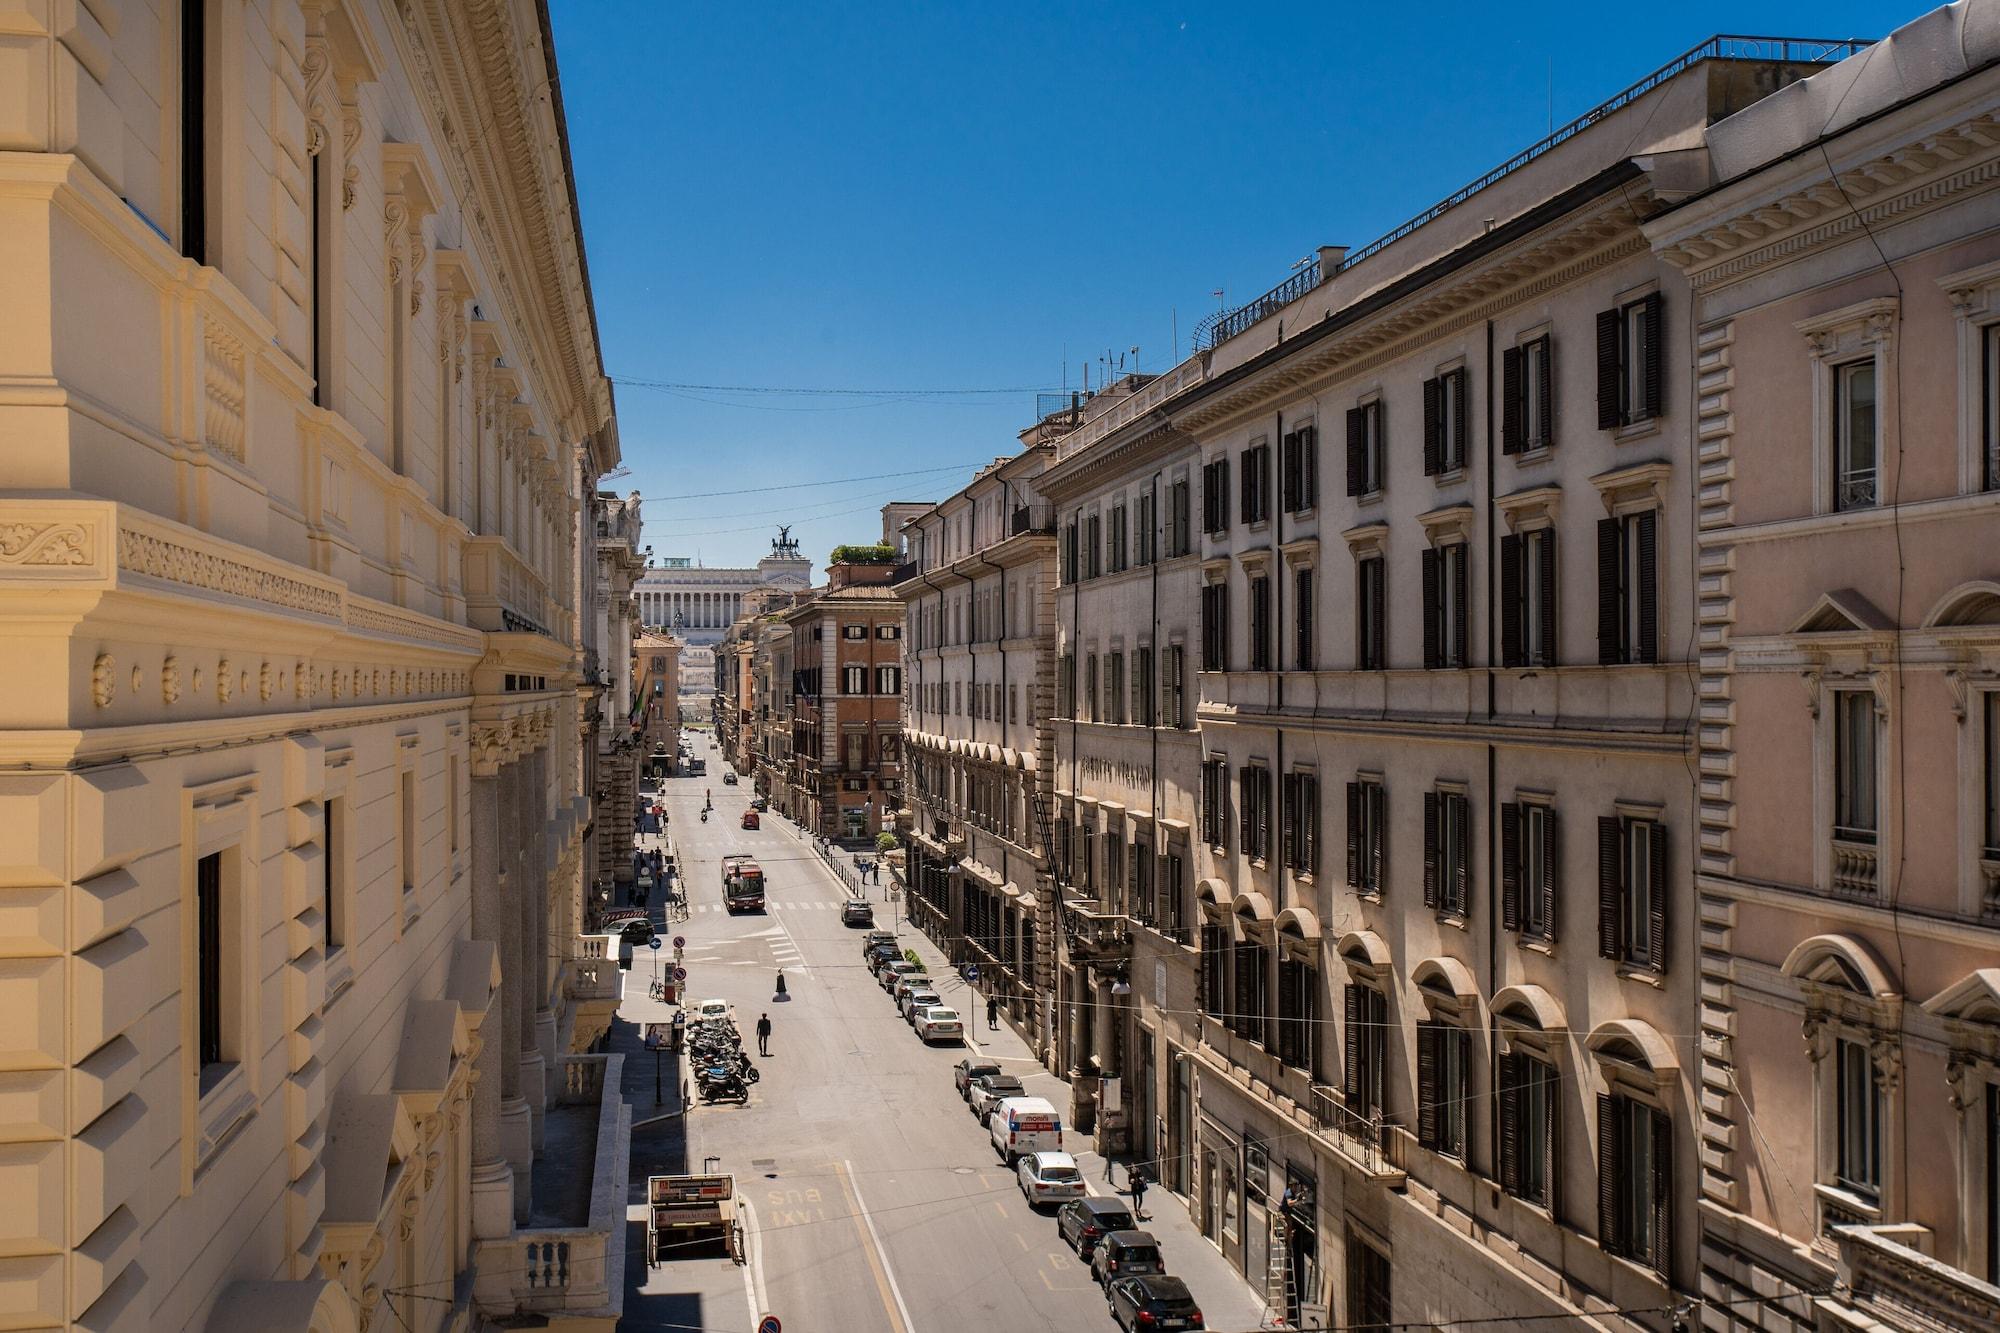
xmin=1343 ymin=985 xmax=1361 ymax=1098
xmin=1416 ymin=1025 xmax=1439 ymax=1149
xmin=1597 ymin=517 xmax=1622 ymax=665
xmin=1546 ymin=1070 xmax=1563 ymax=1217
xmin=1422 ymin=790 xmax=1439 ymax=908
xmin=1422 ymin=376 xmax=1442 ymax=475
xmin=1346 ymin=782 xmax=1362 ymax=887
xmin=1369 ymin=560 xmax=1386 ymax=670
xmin=1500 ymin=534 xmax=1523 ymax=667
xmin=1422 ymin=548 xmax=1441 ymax=669
xmin=1597 ymin=1094 xmax=1621 ymax=1254
xmin=1502 ymin=345 xmax=1523 ymax=454
xmin=1218 ymin=460 xmax=1230 ymax=533
xmin=1498 ymin=1053 xmax=1522 ymax=1195
xmin=1239 ymin=450 xmax=1253 ymax=526
xmin=1647 ymin=823 xmax=1668 ymax=973
xmin=1370 ymin=784 xmax=1387 ymax=893
xmin=1598 ymin=815 xmax=1623 ymax=959
xmin=1346 ymin=408 xmax=1367 ymax=496
xmin=1301 ymin=425 xmax=1317 ymax=508
xmin=1454 ymin=795 xmax=1471 ymax=912
xmin=1239 ymin=768 xmax=1254 ymax=852
xmin=1537 ymin=529 xmax=1558 ymax=667
xmin=1280 ymin=772 xmax=1295 ymax=871
xmin=1651 ymin=1108 xmax=1673 ymax=1277
xmin=1636 ymin=509 xmax=1659 ymax=665
xmin=1452 ymin=368 xmax=1470 ymax=468
xmin=1452 ymin=549 xmax=1470 ymax=670
xmin=1537 ymin=338 xmax=1555 ymax=448
xmin=1281 ymin=432 xmax=1298 ymax=512
xmin=1543 ymin=807 xmax=1561 ymax=942
xmin=1596 ymin=308 xmax=1622 ymax=429
xmin=1640 ymin=292 xmax=1664 ymax=420
xmin=1501 ymin=802 xmax=1521 ymax=930
xmin=1306 ymin=777 xmax=1319 ymax=874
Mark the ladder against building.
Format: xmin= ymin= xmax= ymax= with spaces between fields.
xmin=1261 ymin=1220 xmax=1296 ymax=1329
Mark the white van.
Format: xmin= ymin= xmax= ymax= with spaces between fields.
xmin=988 ymin=1096 xmax=1063 ymax=1165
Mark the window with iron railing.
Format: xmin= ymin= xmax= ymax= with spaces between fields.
xmin=1834 ymin=360 xmax=1879 ymax=511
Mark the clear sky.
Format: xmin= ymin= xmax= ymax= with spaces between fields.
xmin=550 ymin=1 xmax=1900 ymax=570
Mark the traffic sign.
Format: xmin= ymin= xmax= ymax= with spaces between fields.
xmin=647 ymin=937 xmax=663 ymax=951
xmin=673 ymin=936 xmax=686 ymax=949
xmin=673 ymin=966 xmax=688 ymax=981
xmin=964 ymin=965 xmax=980 ymax=982
xmin=758 ymin=1317 xmax=781 ymax=1333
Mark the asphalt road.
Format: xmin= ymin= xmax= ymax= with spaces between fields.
xmin=618 ymin=729 xmax=1260 ymax=1333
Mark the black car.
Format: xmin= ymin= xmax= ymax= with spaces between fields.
xmin=842 ymin=899 xmax=875 ymax=927
xmin=1092 ymin=1230 xmax=1166 ymax=1286
xmin=860 ymin=930 xmax=896 ymax=956
xmin=865 ymin=944 xmax=901 ymax=975
xmin=1056 ymin=1196 xmax=1135 ymax=1259
xmin=723 ymin=771 xmax=738 ymax=785
xmin=1106 ymin=1274 xmax=1202 ymax=1331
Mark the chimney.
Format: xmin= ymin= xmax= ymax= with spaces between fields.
xmin=1316 ymin=245 xmax=1348 ymax=276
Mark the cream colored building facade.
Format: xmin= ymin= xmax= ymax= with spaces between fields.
xmin=0 ymin=1 xmax=626 ymax=1330
xmin=594 ymin=491 xmax=644 ymax=887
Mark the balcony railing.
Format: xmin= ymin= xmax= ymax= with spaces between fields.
xmin=892 ymin=559 xmax=920 ymax=584
xmin=1065 ymin=904 xmax=1133 ymax=960
xmin=1308 ymin=1084 xmax=1406 ymax=1182
xmin=1829 ymin=1223 xmax=2000 ymax=1331
xmin=1831 ymin=831 xmax=1879 ymax=897
xmin=465 ymin=536 xmax=558 ymax=639
xmin=1009 ymin=504 xmax=1057 ymax=537
xmin=1193 ymin=259 xmax=1324 ymax=350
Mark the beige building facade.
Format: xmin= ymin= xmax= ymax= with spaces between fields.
xmin=0 ymin=1 xmax=627 ymax=1329
xmin=594 ymin=491 xmax=644 ymax=887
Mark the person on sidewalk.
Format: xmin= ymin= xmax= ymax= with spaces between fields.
xmin=1129 ymin=1165 xmax=1149 ymax=1220
xmin=986 ymin=996 xmax=999 ymax=1030
xmin=755 ymin=1012 xmax=772 ymax=1057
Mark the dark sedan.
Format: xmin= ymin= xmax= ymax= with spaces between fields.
xmin=1092 ymin=1230 xmax=1166 ymax=1286
xmin=1107 ymin=1274 xmax=1203 ymax=1331
xmin=1056 ymin=1196 xmax=1135 ymax=1259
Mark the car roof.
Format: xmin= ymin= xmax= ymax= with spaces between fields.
xmin=1025 ymin=1151 xmax=1076 ymax=1168
xmin=1103 ymin=1229 xmax=1159 ymax=1246
xmin=975 ymin=1072 xmax=1023 ymax=1085
xmin=1122 ymin=1274 xmax=1192 ymax=1300
xmin=1078 ymin=1196 xmax=1131 ymax=1214
xmin=922 ymin=1006 xmax=958 ymax=1017
xmin=960 ymin=1057 xmax=1000 ymax=1069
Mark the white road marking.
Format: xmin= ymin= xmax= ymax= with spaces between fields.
xmin=738 ymin=1196 xmax=768 ymax=1323
xmin=841 ymin=1159 xmax=918 ymax=1333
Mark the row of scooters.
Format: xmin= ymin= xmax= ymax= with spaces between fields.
xmin=688 ymin=1017 xmax=758 ymax=1103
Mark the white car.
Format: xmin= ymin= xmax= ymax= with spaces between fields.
xmin=914 ymin=1006 xmax=964 ymax=1044
xmin=693 ymin=998 xmax=732 ymax=1024
xmin=900 ymin=989 xmax=942 ymax=1022
xmin=1016 ymin=1151 xmax=1087 ymax=1206
xmin=968 ymin=1073 xmax=1027 ymax=1121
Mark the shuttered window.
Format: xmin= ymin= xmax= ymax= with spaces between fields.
xmin=1233 ymin=939 xmax=1269 ymax=1043
xmin=1836 ymin=1037 xmax=1883 ymax=1197
xmin=1423 ymin=368 xmax=1470 ymax=474
xmin=1599 ymin=1093 xmax=1672 ymax=1276
xmin=1061 ymin=517 xmax=1079 ymax=583
xmin=1248 ymin=575 xmax=1272 ymax=672
xmin=1596 ymin=510 xmax=1658 ymax=665
xmin=1168 ymin=478 xmax=1192 ymax=556
xmin=1599 ymin=814 xmax=1667 ymax=973
xmin=1281 ymin=771 xmax=1319 ymax=875
xmin=1202 ymin=459 xmax=1231 ymax=534
xmin=1085 ymin=513 xmax=1102 ymax=578
xmin=1200 ymin=758 xmax=1230 ymax=850
xmin=1498 ymin=1051 xmax=1557 ymax=1206
xmin=1199 ymin=923 xmax=1228 ymax=1018
xmin=1422 ymin=544 xmax=1471 ymax=669
xmin=1163 ymin=646 xmax=1186 ymax=729
xmin=1343 ymin=984 xmax=1388 ymax=1116
xmin=1423 ymin=789 xmax=1471 ymax=916
xmin=1276 ymin=957 xmax=1316 ymax=1071
xmin=1282 ymin=425 xmax=1318 ymax=513
xmin=1200 ymin=583 xmax=1229 ymax=672
xmin=1294 ymin=567 xmax=1315 ymax=671
xmin=1356 ymin=557 xmax=1387 ymax=670
xmin=1500 ymin=528 xmax=1558 ymax=668
xmin=1107 ymin=504 xmax=1128 ymax=572
xmin=1346 ymin=780 xmax=1387 ymax=896
xmin=197 ymin=850 xmax=224 ymax=1073
xmin=1417 ymin=1023 xmax=1469 ymax=1158
xmin=1241 ymin=443 xmax=1272 ymax=525
xmin=1502 ymin=802 xmax=1560 ymax=942
xmin=1596 ymin=293 xmax=1664 ymax=429
xmin=1241 ymin=766 xmax=1272 ymax=862
xmin=1346 ymin=401 xmax=1384 ymax=496
xmin=1503 ymin=336 xmax=1555 ymax=454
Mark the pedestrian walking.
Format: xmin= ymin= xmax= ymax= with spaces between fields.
xmin=986 ymin=996 xmax=999 ymax=1030
xmin=1129 ymin=1166 xmax=1149 ymax=1219
xmin=755 ymin=1012 xmax=772 ymax=1057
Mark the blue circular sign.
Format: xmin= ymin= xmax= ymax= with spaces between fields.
xmin=647 ymin=937 xmax=663 ymax=951
xmin=758 ymin=1318 xmax=781 ymax=1333
xmin=964 ymin=965 xmax=980 ymax=982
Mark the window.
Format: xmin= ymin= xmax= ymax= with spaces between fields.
xmin=1348 ymin=1233 xmax=1392 ymax=1333
xmin=1985 ymin=324 xmax=2000 ymax=492
xmin=1163 ymin=645 xmax=1187 ymax=729
xmin=1133 ymin=647 xmax=1155 ymax=727
xmin=1168 ymin=477 xmax=1192 ymax=556
xmin=197 ymin=850 xmax=224 ymax=1072
xmin=1831 ymin=1038 xmax=1882 ymax=1199
xmin=845 ymin=731 xmax=866 ymax=770
xmin=1282 ymin=425 xmax=1318 ymax=512
xmin=400 ymin=770 xmax=417 ymax=898
xmin=1202 ymin=458 xmax=1231 ymax=534
xmin=1424 ymin=789 xmax=1471 ymax=916
xmin=875 ymin=665 xmax=901 ymax=695
xmin=878 ymin=623 xmax=901 ymax=639
xmin=1346 ymin=400 xmax=1385 ymax=497
xmin=1277 ymin=955 xmax=1316 ymax=1070
xmin=843 ymin=623 xmax=867 ymax=640
xmin=1600 ymin=1094 xmax=1671 ymax=1272
xmin=1200 ymin=582 xmax=1229 ymax=672
xmin=1595 ymin=510 xmax=1658 ymax=665
xmin=1008 ymin=683 xmax=1018 ymax=723
xmin=1835 ymin=691 xmax=1879 ymax=844
xmin=1423 ymin=368 xmax=1470 ymax=475
xmin=1085 ymin=513 xmax=1102 ymax=578
xmin=1059 ymin=653 xmax=1075 ymax=716
xmin=1241 ymin=443 xmax=1272 ymax=525
xmin=880 ymin=733 xmax=900 ymax=763
xmin=1248 ymin=574 xmax=1273 ymax=672
xmin=1346 ymin=780 xmax=1386 ymax=897
xmin=1421 ymin=544 xmax=1470 ymax=669
xmin=1500 ymin=528 xmax=1557 ymax=668
xmin=1281 ymin=770 xmax=1319 ymax=875
xmin=1200 ymin=922 xmax=1228 ymax=1017
xmin=1062 ymin=517 xmax=1079 ymax=583
xmin=1503 ymin=802 xmax=1559 ymax=942
xmin=1240 ymin=766 xmax=1273 ymax=862
xmin=448 ymin=755 xmax=460 ymax=856
xmin=1834 ymin=361 xmax=1879 ymax=511
xmin=1503 ymin=336 xmax=1554 ymax=454
xmin=1135 ymin=489 xmax=1156 ymax=565
xmin=180 ymin=0 xmax=209 ymax=264
xmin=1106 ymin=652 xmax=1126 ymax=724
xmin=323 ymin=798 xmax=344 ymax=954
xmin=1201 ymin=757 xmax=1230 ymax=850
xmin=1108 ymin=503 xmax=1128 ymax=572
xmin=1599 ymin=814 xmax=1667 ymax=972
xmin=1499 ymin=1050 xmax=1558 ymax=1206
xmin=1344 ymin=984 xmax=1387 ymax=1116
xmin=843 ymin=664 xmax=867 ymax=695
xmin=1356 ymin=557 xmax=1387 ymax=670
xmin=1418 ymin=1023 xmax=1470 ymax=1158
xmin=1597 ymin=293 xmax=1664 ymax=429
xmin=1083 ymin=657 xmax=1096 ymax=721
xmin=1233 ymin=938 xmax=1269 ymax=1043
xmin=1986 ymin=694 xmax=2000 ymax=858
xmin=1294 ymin=567 xmax=1314 ymax=671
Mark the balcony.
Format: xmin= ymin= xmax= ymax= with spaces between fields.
xmin=892 ymin=559 xmax=921 ymax=585
xmin=1064 ymin=904 xmax=1133 ymax=962
xmin=465 ymin=536 xmax=558 ymax=639
xmin=474 ymin=1053 xmax=630 ymax=1323
xmin=1831 ymin=830 xmax=1879 ymax=897
xmin=1308 ymin=1084 xmax=1407 ymax=1184
xmin=1825 ymin=1223 xmax=2000 ymax=1331
xmin=1009 ymin=504 xmax=1056 ymax=537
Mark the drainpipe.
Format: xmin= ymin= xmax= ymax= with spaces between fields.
xmin=1483 ymin=317 xmax=1501 ymax=1182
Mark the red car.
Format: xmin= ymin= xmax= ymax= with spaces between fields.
xmin=740 ymin=810 xmax=760 ymax=830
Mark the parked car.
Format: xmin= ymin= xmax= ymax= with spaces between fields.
xmin=1057 ymin=1196 xmax=1135 ymax=1259
xmin=989 ymin=1096 xmax=1063 ymax=1164
xmin=752 ymin=796 xmax=769 ymax=811
xmin=880 ymin=960 xmax=921 ymax=992
xmin=861 ymin=930 xmax=897 ymax=955
xmin=954 ymin=1058 xmax=1003 ymax=1099
xmin=899 ymin=988 xmax=942 ymax=1022
xmin=694 ymin=998 xmax=732 ymax=1024
xmin=722 ymin=771 xmax=738 ymax=785
xmin=891 ymin=973 xmax=933 ymax=1009
xmin=740 ymin=809 xmax=760 ymax=830
xmin=1106 ymin=1275 xmax=1203 ymax=1331
xmin=842 ymin=899 xmax=875 ymax=927
xmin=967 ymin=1073 xmax=1026 ymax=1121
xmin=913 ymin=1006 xmax=963 ymax=1044
xmin=1091 ymin=1230 xmax=1166 ymax=1286
xmin=866 ymin=946 xmax=901 ymax=977
xmin=1016 ymin=1151 xmax=1087 ymax=1206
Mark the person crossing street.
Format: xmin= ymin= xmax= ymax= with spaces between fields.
xmin=755 ymin=1012 xmax=772 ymax=1057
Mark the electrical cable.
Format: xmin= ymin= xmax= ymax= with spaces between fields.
xmin=649 ymin=461 xmax=991 ymax=502
xmin=614 ymin=377 xmax=1061 ymax=397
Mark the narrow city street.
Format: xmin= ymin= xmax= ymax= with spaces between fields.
xmin=615 ymin=730 xmax=1263 ymax=1333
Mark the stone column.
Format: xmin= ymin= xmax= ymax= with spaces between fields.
xmin=532 ymin=738 xmax=559 ymax=1105
xmin=468 ymin=758 xmax=515 ymax=1238
xmin=498 ymin=751 xmax=534 ymax=1225
xmin=516 ymin=732 xmax=548 ymax=1162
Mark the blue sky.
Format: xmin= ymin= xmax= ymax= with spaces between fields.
xmin=551 ymin=1 xmax=1900 ymax=570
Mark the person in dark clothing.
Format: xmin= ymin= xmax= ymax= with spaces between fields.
xmin=1129 ymin=1166 xmax=1148 ymax=1219
xmin=755 ymin=1013 xmax=772 ymax=1057
xmin=986 ymin=996 xmax=999 ymax=1030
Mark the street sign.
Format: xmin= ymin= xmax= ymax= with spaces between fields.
xmin=964 ymin=965 xmax=980 ymax=982
xmin=647 ymin=937 xmax=663 ymax=951
xmin=673 ymin=935 xmax=686 ymax=949
xmin=758 ymin=1317 xmax=781 ymax=1333
xmin=673 ymin=966 xmax=687 ymax=981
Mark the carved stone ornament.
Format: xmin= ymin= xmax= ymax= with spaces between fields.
xmin=259 ymin=660 xmax=273 ymax=702
xmin=162 ymin=655 xmax=181 ymax=706
xmin=0 ymin=522 xmax=88 ymax=567
xmin=340 ymin=108 xmax=361 ymax=210
xmin=92 ymin=653 xmax=115 ymax=707
xmin=1801 ymin=669 xmax=1822 ymax=719
xmin=1945 ymin=668 xmax=1969 ymax=722
xmin=216 ymin=658 xmax=232 ymax=703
